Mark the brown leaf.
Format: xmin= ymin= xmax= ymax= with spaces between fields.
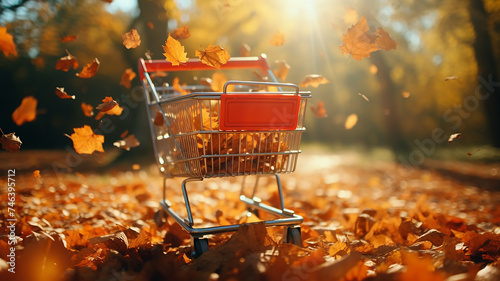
xmin=270 ymin=31 xmax=285 ymax=46
xmin=120 ymin=130 xmax=128 ymax=138
xmin=56 ymin=50 xmax=78 ymax=71
xmin=310 ymin=101 xmax=328 ymax=118
xmin=0 ymin=27 xmax=17 ymax=57
xmin=375 ymin=27 xmax=397 ymax=50
xmin=170 ymin=25 xmax=190 ymax=40
xmin=312 ymin=252 xmax=363 ymax=280
xmin=81 ymin=102 xmax=94 ymax=117
xmin=345 ymin=113 xmax=358 ymax=130
xmin=12 ymin=96 xmax=37 ymax=126
xmin=448 ymin=133 xmax=462 ymax=143
xmin=120 ymin=68 xmax=136 ymax=89
xmin=122 ymin=29 xmax=141 ymax=49
xmin=76 ymin=58 xmax=99 ymax=78
xmin=153 ymin=111 xmax=164 ymax=127
xmin=273 ymin=60 xmax=290 ymax=81
xmin=339 ymin=15 xmax=380 ymax=61
xmin=163 ymin=34 xmax=189 ymax=66
xmin=113 ymin=134 xmax=140 ymax=151
xmin=195 ymin=44 xmax=230 ymax=69
xmin=415 ymin=229 xmax=446 ymax=246
xmin=0 ymin=130 xmax=22 ymax=152
xmin=147 ymin=21 xmax=154 ymax=29
xmin=299 ymin=74 xmax=330 ymax=88
xmin=60 ymin=35 xmax=77 ymax=43
xmin=55 ymin=87 xmax=75 ymax=99
xmin=67 ymin=125 xmax=104 ymax=154
xmin=96 ymin=97 xmax=117 ymax=112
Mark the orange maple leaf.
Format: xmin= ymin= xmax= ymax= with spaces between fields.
xmin=56 ymin=50 xmax=78 ymax=71
xmin=12 ymin=96 xmax=37 ymax=126
xmin=122 ymin=29 xmax=141 ymax=49
xmin=76 ymin=58 xmax=99 ymax=78
xmin=0 ymin=27 xmax=17 ymax=57
xmin=162 ymin=34 xmax=188 ymax=66
xmin=170 ymin=25 xmax=190 ymax=40
xmin=67 ymin=125 xmax=104 ymax=154
xmin=195 ymin=44 xmax=230 ymax=69
xmin=55 ymin=87 xmax=75 ymax=99
xmin=299 ymin=74 xmax=330 ymax=88
xmin=120 ymin=68 xmax=136 ymax=89
xmin=270 ymin=31 xmax=285 ymax=46
xmin=339 ymin=15 xmax=380 ymax=61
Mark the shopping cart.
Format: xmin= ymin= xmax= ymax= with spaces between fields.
xmin=138 ymin=54 xmax=311 ymax=257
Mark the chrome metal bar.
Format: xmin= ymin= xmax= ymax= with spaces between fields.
xmin=275 ymin=174 xmax=286 ymax=211
xmin=181 ymin=177 xmax=203 ymax=226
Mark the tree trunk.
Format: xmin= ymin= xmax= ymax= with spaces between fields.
xmin=468 ymin=0 xmax=500 ymax=147
xmin=137 ymin=0 xmax=169 ymax=59
xmin=370 ymin=52 xmax=410 ymax=156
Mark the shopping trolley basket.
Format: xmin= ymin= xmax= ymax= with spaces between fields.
xmin=138 ymin=54 xmax=311 ymax=257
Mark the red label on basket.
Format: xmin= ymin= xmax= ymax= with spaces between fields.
xmin=220 ymin=94 xmax=300 ymax=131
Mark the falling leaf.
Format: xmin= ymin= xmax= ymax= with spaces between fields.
xmin=162 ymin=34 xmax=189 ymax=66
xmin=240 ymin=43 xmax=250 ymax=57
xmin=153 ymin=111 xmax=164 ymax=127
xmin=299 ymin=74 xmax=330 ymax=88
xmin=369 ymin=64 xmax=378 ymax=74
xmin=113 ymin=134 xmax=140 ymax=151
xmin=67 ymin=125 xmax=104 ymax=154
xmin=0 ymin=27 xmax=17 ymax=57
xmin=33 ymin=170 xmax=41 ymax=178
xmin=56 ymin=50 xmax=78 ymax=71
xmin=172 ymin=77 xmax=190 ymax=95
xmin=81 ymin=102 xmax=94 ymax=117
xmin=76 ymin=58 xmax=99 ymax=78
xmin=0 ymin=129 xmax=22 ymax=152
xmin=448 ymin=133 xmax=462 ymax=143
xmin=358 ymin=93 xmax=370 ymax=102
xmin=402 ymin=91 xmax=411 ymax=98
xmin=343 ymin=8 xmax=359 ymax=25
xmin=339 ymin=15 xmax=380 ymax=61
xmin=12 ymin=96 xmax=37 ymax=126
xmin=147 ymin=21 xmax=154 ymax=29
xmin=270 ymin=31 xmax=285 ymax=46
xmin=211 ymin=72 xmax=230 ymax=92
xmin=170 ymin=25 xmax=190 ymax=40
xmin=96 ymin=97 xmax=117 ymax=112
xmin=122 ymin=29 xmax=141 ymax=49
xmin=55 ymin=87 xmax=75 ymax=99
xmin=120 ymin=130 xmax=128 ymax=138
xmin=60 ymin=35 xmax=77 ymax=43
xmin=375 ymin=27 xmax=397 ymax=50
xmin=195 ymin=44 xmax=230 ymax=69
xmin=273 ymin=60 xmax=290 ymax=81
xmin=345 ymin=113 xmax=358 ymax=130
xmin=310 ymin=101 xmax=327 ymax=118
xmin=31 ymin=57 xmax=45 ymax=69
xmin=120 ymin=68 xmax=136 ymax=89
xmin=444 ymin=76 xmax=459 ymax=82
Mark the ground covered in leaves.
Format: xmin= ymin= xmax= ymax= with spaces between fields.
xmin=1 ymin=152 xmax=500 ymax=281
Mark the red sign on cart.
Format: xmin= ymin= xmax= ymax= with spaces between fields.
xmin=220 ymin=94 xmax=301 ymax=131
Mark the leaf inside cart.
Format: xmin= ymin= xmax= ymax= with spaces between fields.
xmin=76 ymin=58 xmax=100 ymax=78
xmin=153 ymin=111 xmax=164 ymax=126
xmin=195 ymin=44 xmax=230 ymax=69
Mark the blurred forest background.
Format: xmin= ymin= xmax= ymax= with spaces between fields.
xmin=1 ymin=0 xmax=500 ymax=165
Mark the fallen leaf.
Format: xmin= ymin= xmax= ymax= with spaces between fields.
xmin=400 ymin=251 xmax=445 ymax=281
xmin=67 ymin=125 xmax=104 ymax=154
xmin=163 ymin=34 xmax=189 ymax=66
xmin=122 ymin=29 xmax=141 ymax=49
xmin=12 ymin=96 xmax=37 ymax=126
xmin=415 ymin=229 xmax=446 ymax=246
xmin=113 ymin=134 xmax=140 ymax=151
xmin=33 ymin=170 xmax=41 ymax=178
xmin=240 ymin=43 xmax=250 ymax=57
xmin=345 ymin=113 xmax=358 ymax=130
xmin=0 ymin=129 xmax=22 ymax=152
xmin=120 ymin=68 xmax=136 ymax=89
xmin=358 ymin=93 xmax=370 ymax=102
xmin=56 ymin=50 xmax=78 ymax=71
xmin=81 ymin=102 xmax=94 ymax=117
xmin=170 ymin=25 xmax=190 ymax=40
xmin=299 ymin=74 xmax=330 ymax=88
xmin=153 ymin=111 xmax=164 ymax=127
xmin=270 ymin=31 xmax=285 ymax=46
xmin=0 ymin=26 xmax=17 ymax=57
xmin=55 ymin=87 xmax=75 ymax=99
xmin=310 ymin=101 xmax=328 ymax=118
xmin=195 ymin=44 xmax=230 ymax=69
xmin=448 ymin=133 xmax=462 ymax=143
xmin=96 ymin=97 xmax=117 ymax=112
xmin=76 ymin=58 xmax=99 ymax=78
xmin=273 ymin=60 xmax=290 ymax=81
xmin=60 ymin=35 xmax=77 ymax=43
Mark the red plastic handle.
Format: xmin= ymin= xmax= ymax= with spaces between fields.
xmin=138 ymin=55 xmax=271 ymax=81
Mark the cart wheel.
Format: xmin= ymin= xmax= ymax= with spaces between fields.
xmin=247 ymin=207 xmax=260 ymax=218
xmin=191 ymin=237 xmax=209 ymax=259
xmin=285 ymin=226 xmax=302 ymax=247
xmin=154 ymin=209 xmax=167 ymax=227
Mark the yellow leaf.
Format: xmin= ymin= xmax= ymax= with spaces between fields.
xmin=68 ymin=125 xmax=104 ymax=154
xmin=163 ymin=34 xmax=188 ymax=66
xmin=195 ymin=44 xmax=230 ymax=69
